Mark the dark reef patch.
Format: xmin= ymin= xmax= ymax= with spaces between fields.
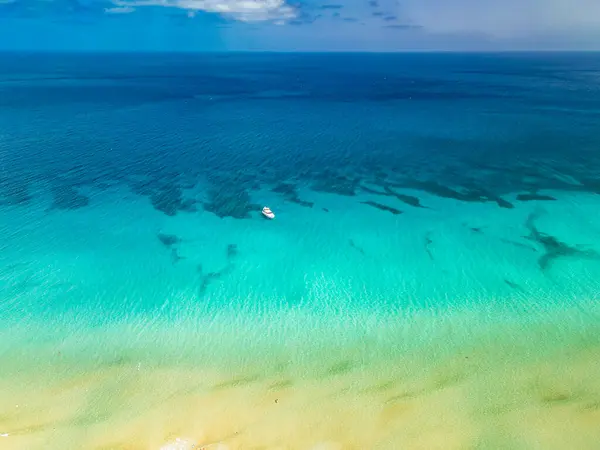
xmin=348 ymin=239 xmax=365 ymax=255
xmin=499 ymin=238 xmax=538 ymax=252
xmin=493 ymin=196 xmax=515 ymax=209
xmin=226 ymin=243 xmax=239 ymax=259
xmin=311 ymin=171 xmax=358 ymax=196
xmin=149 ymin=185 xmax=186 ymax=216
xmin=203 ymin=185 xmax=259 ymax=219
xmin=272 ymin=182 xmax=313 ymax=208
xmin=198 ymin=270 xmax=222 ymax=297
xmin=179 ymin=198 xmax=198 ymax=212
xmin=361 ymin=201 xmax=402 ymax=215
xmin=525 ymin=210 xmax=599 ymax=272
xmin=517 ymin=193 xmax=557 ymax=202
xmin=504 ymin=279 xmax=524 ymax=291
xmin=360 ymin=184 xmax=387 ymax=196
xmin=272 ymin=182 xmax=296 ymax=196
xmin=0 ymin=179 xmax=32 ymax=206
xmin=197 ymin=244 xmax=239 ymax=297
xmin=424 ymin=232 xmax=434 ymax=260
xmin=157 ymin=233 xmax=185 ymax=264
xmin=130 ymin=176 xmax=196 ymax=216
xmin=390 ymin=180 xmax=513 ymax=209
xmin=396 ymin=180 xmax=479 ymax=203
xmin=384 ymin=186 xmax=425 ymax=208
xmin=361 ymin=183 xmax=426 ymax=208
xmin=170 ymin=248 xmax=185 ymax=264
xmin=322 ymin=208 xmax=329 ymax=212
xmin=50 ymin=184 xmax=90 ymax=210
xmin=157 ymin=233 xmax=181 ymax=248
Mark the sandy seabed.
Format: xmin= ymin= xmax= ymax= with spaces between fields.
xmin=1 ymin=304 xmax=600 ymax=450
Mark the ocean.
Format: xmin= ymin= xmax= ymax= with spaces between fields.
xmin=1 ymin=52 xmax=600 ymax=449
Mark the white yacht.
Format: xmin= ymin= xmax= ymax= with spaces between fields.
xmin=262 ymin=206 xmax=275 ymax=219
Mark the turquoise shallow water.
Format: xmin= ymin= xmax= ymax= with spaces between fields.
xmin=3 ymin=184 xmax=600 ymax=320
xmin=1 ymin=52 xmax=600 ymax=448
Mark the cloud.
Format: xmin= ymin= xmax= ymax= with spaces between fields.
xmin=112 ymin=0 xmax=296 ymax=21
xmin=0 ymin=0 xmax=297 ymax=21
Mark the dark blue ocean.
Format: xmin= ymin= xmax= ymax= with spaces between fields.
xmin=1 ymin=52 xmax=600 ymax=449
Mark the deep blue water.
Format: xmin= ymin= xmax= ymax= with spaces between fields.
xmin=2 ymin=52 xmax=600 ymax=220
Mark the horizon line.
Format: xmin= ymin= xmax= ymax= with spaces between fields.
xmin=1 ymin=49 xmax=600 ymax=54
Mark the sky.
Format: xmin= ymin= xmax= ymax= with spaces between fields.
xmin=1 ymin=0 xmax=600 ymax=51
